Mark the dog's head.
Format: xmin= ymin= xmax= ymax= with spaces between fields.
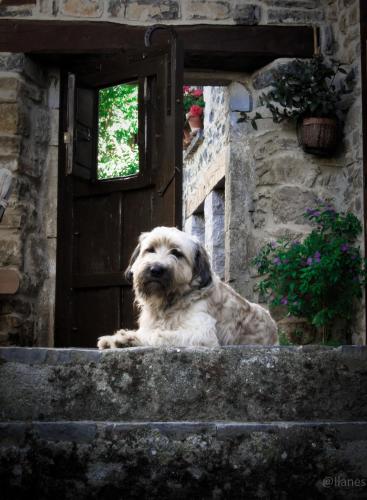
xmin=125 ymin=227 xmax=212 ymax=304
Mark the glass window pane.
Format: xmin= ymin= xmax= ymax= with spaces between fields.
xmin=97 ymin=82 xmax=139 ymax=180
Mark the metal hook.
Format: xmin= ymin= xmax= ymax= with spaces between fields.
xmin=144 ymin=24 xmax=177 ymax=48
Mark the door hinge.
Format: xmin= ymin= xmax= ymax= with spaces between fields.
xmin=64 ymin=132 xmax=71 ymax=144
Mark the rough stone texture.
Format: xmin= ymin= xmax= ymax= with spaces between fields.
xmin=183 ymin=86 xmax=228 ymax=220
xmin=61 ymin=0 xmax=104 ymax=17
xmin=1 ymin=346 xmax=367 ymax=422
xmin=0 ymin=56 xmax=58 ymax=347
xmin=267 ymin=7 xmax=325 ymax=24
xmin=184 ymin=213 xmax=205 ymax=244
xmin=204 ymin=190 xmax=225 ymax=279
xmin=1 ymin=420 xmax=367 ymax=499
xmin=125 ymin=0 xmax=180 ymax=21
xmin=184 ymin=0 xmax=231 ymax=20
xmin=232 ymin=4 xmax=261 ymax=25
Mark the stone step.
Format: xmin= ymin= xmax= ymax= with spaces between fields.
xmin=0 ymin=346 xmax=366 ymax=422
xmin=1 ymin=421 xmax=367 ymax=499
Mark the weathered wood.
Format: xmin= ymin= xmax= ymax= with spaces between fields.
xmin=0 ymin=269 xmax=20 ymax=294
xmin=55 ymin=39 xmax=183 ymax=347
xmin=0 ymin=21 xmax=314 ymax=71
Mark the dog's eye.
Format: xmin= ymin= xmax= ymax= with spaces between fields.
xmin=170 ymin=249 xmax=183 ymax=258
xmin=145 ymin=247 xmax=155 ymax=253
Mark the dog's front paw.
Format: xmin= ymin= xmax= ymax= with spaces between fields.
xmin=97 ymin=330 xmax=141 ymax=349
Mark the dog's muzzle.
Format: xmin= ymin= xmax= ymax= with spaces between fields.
xmin=139 ymin=263 xmax=172 ymax=295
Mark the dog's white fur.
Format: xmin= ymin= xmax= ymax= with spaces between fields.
xmin=97 ymin=227 xmax=277 ymax=349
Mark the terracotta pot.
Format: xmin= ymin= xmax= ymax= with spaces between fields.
xmin=297 ymin=117 xmax=340 ymax=156
xmin=187 ymin=114 xmax=203 ymax=132
xmin=278 ymin=316 xmax=317 ymax=345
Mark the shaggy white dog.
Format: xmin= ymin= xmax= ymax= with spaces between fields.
xmin=97 ymin=227 xmax=278 ymax=348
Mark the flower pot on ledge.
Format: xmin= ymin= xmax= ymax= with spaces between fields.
xmin=278 ymin=316 xmax=317 ymax=345
xmin=297 ymin=117 xmax=340 ymax=156
xmin=186 ymin=104 xmax=204 ymax=135
xmin=187 ymin=115 xmax=203 ymax=132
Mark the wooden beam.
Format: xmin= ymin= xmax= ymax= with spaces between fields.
xmin=0 ymin=20 xmax=314 ymax=59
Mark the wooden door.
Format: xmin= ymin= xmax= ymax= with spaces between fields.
xmin=55 ymin=38 xmax=183 ymax=347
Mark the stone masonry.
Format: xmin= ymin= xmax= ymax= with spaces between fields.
xmin=0 ymin=54 xmax=58 ymax=347
xmin=0 ymin=345 xmax=367 ymax=498
xmin=0 ymin=0 xmax=365 ymax=345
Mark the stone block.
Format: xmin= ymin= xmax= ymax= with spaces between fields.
xmin=0 ymin=103 xmax=20 ymax=135
xmin=204 ymin=190 xmax=225 ymax=278
xmin=0 ymin=136 xmax=21 ymax=156
xmin=0 ymin=232 xmax=23 ymax=267
xmin=1 ymin=420 xmax=367 ymax=498
xmin=124 ymin=0 xmax=180 ymax=21
xmin=320 ymin=24 xmax=335 ymax=55
xmin=267 ymin=8 xmax=324 ymax=24
xmin=184 ymin=214 xmax=205 ymax=245
xmin=262 ymin=0 xmax=318 ymax=7
xmin=49 ymin=109 xmax=59 ymax=146
xmin=0 ymin=54 xmax=25 ymax=73
xmin=271 ymin=185 xmax=316 ymax=224
xmin=47 ymin=71 xmax=60 ymax=109
xmin=0 ymin=76 xmax=21 ymax=103
xmin=0 ymin=346 xmax=367 ymax=422
xmin=233 ymin=4 xmax=260 ymax=25
xmin=255 ymin=155 xmax=320 ymax=188
xmin=61 ymin=0 xmax=103 ymax=17
xmin=0 ymin=207 xmax=24 ymax=229
xmin=185 ymin=0 xmax=231 ymax=20
xmin=0 ymin=6 xmax=33 ymax=16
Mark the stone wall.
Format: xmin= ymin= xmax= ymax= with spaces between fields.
xmin=0 ymin=54 xmax=58 ymax=346
xmin=0 ymin=0 xmax=365 ymax=345
xmin=181 ymin=1 xmax=365 ymax=344
xmin=0 ymin=0 xmax=324 ymax=24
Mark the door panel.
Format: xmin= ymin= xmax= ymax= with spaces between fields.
xmin=73 ymin=193 xmax=122 ymax=275
xmin=72 ymin=287 xmax=121 ymax=347
xmin=55 ymin=34 xmax=183 ymax=347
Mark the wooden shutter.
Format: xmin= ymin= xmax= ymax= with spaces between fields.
xmin=65 ymin=73 xmax=98 ymax=181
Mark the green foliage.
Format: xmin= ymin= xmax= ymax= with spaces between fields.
xmin=278 ymin=330 xmax=293 ymax=346
xmin=183 ymin=86 xmax=205 ymax=115
xmin=239 ymin=56 xmax=354 ymax=128
xmin=98 ymin=83 xmax=139 ymax=179
xmin=253 ymin=202 xmax=366 ymax=336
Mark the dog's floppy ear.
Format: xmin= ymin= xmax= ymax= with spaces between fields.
xmin=193 ymin=243 xmax=212 ymax=288
xmin=124 ymin=243 xmax=141 ymax=283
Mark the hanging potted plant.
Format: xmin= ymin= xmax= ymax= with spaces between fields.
xmin=253 ymin=201 xmax=366 ymax=344
xmin=239 ymin=56 xmax=354 ymax=156
xmin=183 ymin=86 xmax=205 ymax=147
xmin=186 ymin=104 xmax=204 ymax=133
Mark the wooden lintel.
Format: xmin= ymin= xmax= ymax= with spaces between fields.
xmin=0 ymin=20 xmax=314 ymax=59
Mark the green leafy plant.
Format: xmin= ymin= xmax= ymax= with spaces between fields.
xmin=253 ymin=201 xmax=365 ymax=339
xmin=239 ymin=56 xmax=354 ymax=129
xmin=183 ymin=86 xmax=205 ymax=116
xmin=98 ymin=83 xmax=139 ymax=179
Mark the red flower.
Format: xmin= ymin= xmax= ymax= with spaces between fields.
xmin=183 ymin=85 xmax=191 ymax=93
xmin=192 ymin=89 xmax=203 ymax=97
xmin=189 ymin=105 xmax=203 ymax=117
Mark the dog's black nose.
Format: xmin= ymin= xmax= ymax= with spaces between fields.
xmin=149 ymin=264 xmax=166 ymax=278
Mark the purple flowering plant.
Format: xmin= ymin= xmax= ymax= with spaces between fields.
xmin=253 ymin=201 xmax=366 ymax=335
